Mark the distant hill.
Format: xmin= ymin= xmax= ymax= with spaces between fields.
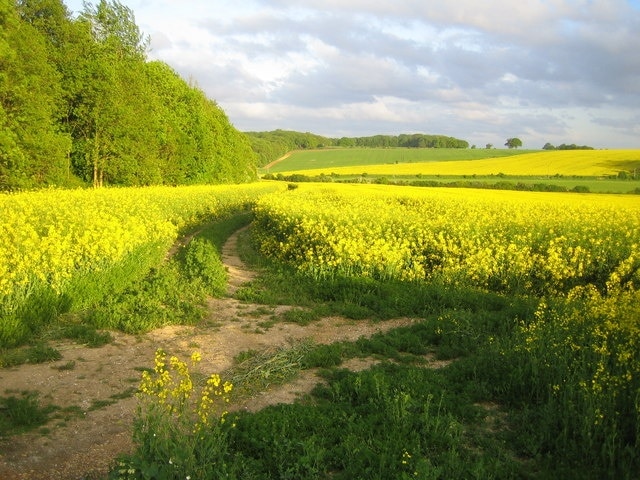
xmin=269 ymin=149 xmax=640 ymax=178
xmin=245 ymin=130 xmax=469 ymax=167
xmin=262 ymin=148 xmax=533 ymax=173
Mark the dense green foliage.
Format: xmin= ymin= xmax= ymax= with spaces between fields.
xmin=0 ymin=0 xmax=256 ymax=190
xmin=246 ymin=130 xmax=470 ymax=167
xmin=543 ymin=142 xmax=594 ymax=150
xmin=505 ymin=137 xmax=523 ymax=149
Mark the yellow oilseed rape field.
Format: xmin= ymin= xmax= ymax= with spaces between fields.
xmin=0 ymin=183 xmax=282 ymax=341
xmin=252 ymin=182 xmax=640 ymax=467
xmin=278 ymin=149 xmax=640 ymax=177
xmin=253 ymin=183 xmax=640 ymax=296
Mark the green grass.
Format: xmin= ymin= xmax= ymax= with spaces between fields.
xmin=86 ymin=212 xmax=251 ymax=334
xmin=44 ymin=321 xmax=113 ymax=347
xmin=0 ymin=391 xmax=83 ymax=436
xmin=226 ymin=363 xmax=521 ymax=479
xmin=0 ymin=343 xmax=62 ymax=367
xmin=407 ymin=175 xmax=640 ymax=193
xmin=0 ymin=391 xmax=54 ymax=436
xmin=262 ymin=147 xmax=538 ymax=173
xmin=355 ymin=174 xmax=640 ymax=194
xmin=109 ymin=218 xmax=639 ymax=480
xmin=0 ymin=240 xmax=169 ymax=349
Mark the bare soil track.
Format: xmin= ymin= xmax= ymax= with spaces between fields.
xmin=262 ymin=151 xmax=293 ymax=170
xmin=0 ymin=226 xmax=417 ymax=480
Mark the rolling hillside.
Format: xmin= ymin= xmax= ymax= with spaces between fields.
xmin=270 ymin=149 xmax=640 ymax=178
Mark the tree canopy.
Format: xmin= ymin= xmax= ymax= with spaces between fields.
xmin=0 ymin=0 xmax=256 ymax=190
xmin=542 ymin=142 xmax=594 ymax=150
xmin=343 ymin=133 xmax=468 ymax=150
xmin=505 ymin=138 xmax=523 ymax=149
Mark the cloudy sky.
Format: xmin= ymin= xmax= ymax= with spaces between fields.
xmin=64 ymin=0 xmax=640 ymax=149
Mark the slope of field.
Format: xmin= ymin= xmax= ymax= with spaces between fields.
xmin=262 ymin=148 xmax=538 ymax=173
xmin=274 ymin=149 xmax=640 ymax=177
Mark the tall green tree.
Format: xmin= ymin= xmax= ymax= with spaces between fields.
xmin=16 ymin=0 xmax=70 ymax=46
xmin=142 ymin=61 xmax=198 ymax=184
xmin=143 ymin=61 xmax=257 ymax=185
xmin=0 ymin=0 xmax=71 ymax=189
xmin=505 ymin=137 xmax=523 ymax=149
xmin=1 ymin=0 xmax=257 ymax=190
xmin=180 ymin=87 xmax=256 ymax=184
xmin=72 ymin=0 xmax=150 ymax=186
xmin=80 ymin=0 xmax=147 ymax=58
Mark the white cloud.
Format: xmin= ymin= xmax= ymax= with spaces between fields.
xmin=63 ymin=0 xmax=640 ymax=148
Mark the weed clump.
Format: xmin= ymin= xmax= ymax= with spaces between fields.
xmin=183 ymin=237 xmax=227 ymax=296
xmin=112 ymin=350 xmax=234 ymax=479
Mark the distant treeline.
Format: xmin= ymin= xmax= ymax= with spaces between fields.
xmin=1 ymin=0 xmax=256 ymax=190
xmin=246 ymin=130 xmax=469 ymax=167
xmin=335 ymin=134 xmax=469 ymax=149
xmin=542 ymin=143 xmax=594 ymax=150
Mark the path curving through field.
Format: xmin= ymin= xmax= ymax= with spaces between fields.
xmin=262 ymin=151 xmax=294 ymax=170
xmin=220 ymin=224 xmax=256 ymax=295
xmin=0 ymin=222 xmax=416 ymax=480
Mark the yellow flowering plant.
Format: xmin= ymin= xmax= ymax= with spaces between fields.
xmin=253 ymin=184 xmax=640 ymax=297
xmin=115 ymin=349 xmax=234 ymax=479
xmin=491 ymin=286 xmax=640 ymax=471
xmin=0 ymin=183 xmax=284 ymax=347
xmin=251 ymin=182 xmax=640 ymax=474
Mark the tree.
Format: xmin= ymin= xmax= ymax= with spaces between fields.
xmin=16 ymin=0 xmax=71 ymax=46
xmin=485 ymin=143 xmax=493 ymax=149
xmin=1 ymin=0 xmax=257 ymax=189
xmin=505 ymin=138 xmax=522 ymax=149
xmin=73 ymin=1 xmax=144 ymax=186
xmin=0 ymin=0 xmax=71 ymax=189
xmin=79 ymin=0 xmax=148 ymax=59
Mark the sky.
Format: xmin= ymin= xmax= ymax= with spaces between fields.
xmin=63 ymin=0 xmax=640 ymax=149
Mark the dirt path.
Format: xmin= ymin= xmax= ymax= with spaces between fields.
xmin=262 ymin=151 xmax=294 ymax=170
xmin=0 ymin=226 xmax=416 ymax=480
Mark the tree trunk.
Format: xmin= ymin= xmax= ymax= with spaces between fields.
xmin=93 ymin=129 xmax=100 ymax=188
